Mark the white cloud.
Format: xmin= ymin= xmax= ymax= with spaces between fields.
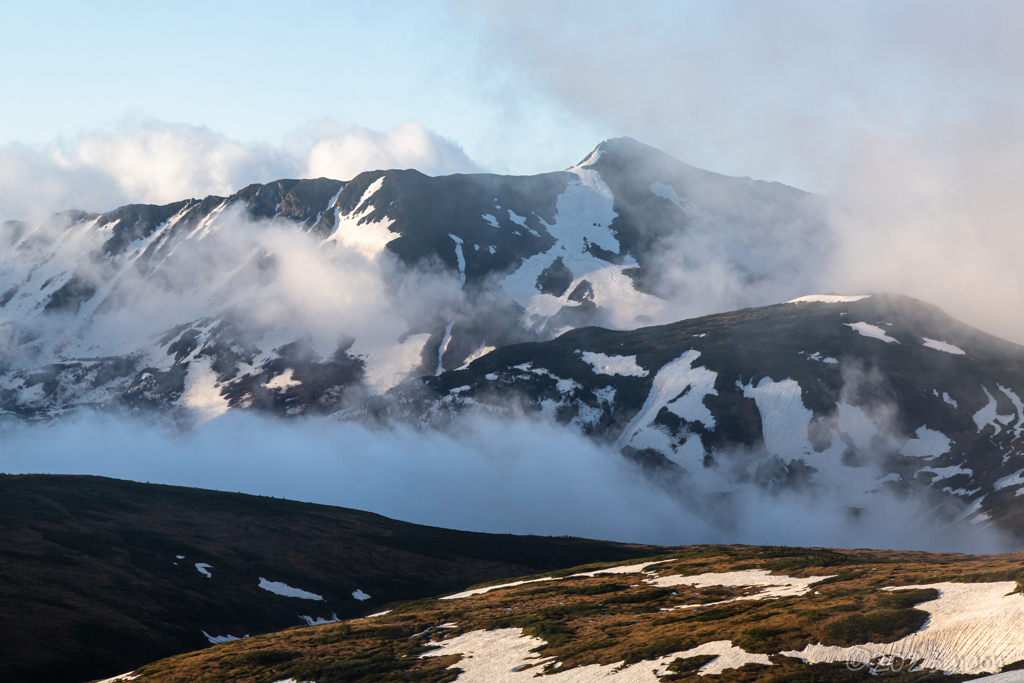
xmin=0 ymin=119 xmax=481 ymax=222
xmin=301 ymin=120 xmax=482 ymax=180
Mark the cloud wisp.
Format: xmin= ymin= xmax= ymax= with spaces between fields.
xmin=0 ymin=409 xmax=1008 ymax=554
xmin=0 ymin=119 xmax=481 ymax=222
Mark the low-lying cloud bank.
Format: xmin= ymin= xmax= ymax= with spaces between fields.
xmin=0 ymin=410 xmax=1009 ymax=554
xmin=0 ymin=119 xmax=481 ymax=222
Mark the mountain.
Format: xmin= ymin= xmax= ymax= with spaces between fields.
xmin=390 ymin=293 xmax=1024 ymax=540
xmin=89 ymin=543 xmax=1024 ymax=683
xmin=0 ymin=474 xmax=662 ymax=683
xmin=0 ymin=137 xmax=828 ymax=420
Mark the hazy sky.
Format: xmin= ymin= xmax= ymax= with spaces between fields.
xmin=2 ymin=1 xmax=1018 ymax=184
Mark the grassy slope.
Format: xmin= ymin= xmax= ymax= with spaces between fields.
xmin=108 ymin=545 xmax=1024 ymax=683
xmin=0 ymin=474 xmax=662 ymax=683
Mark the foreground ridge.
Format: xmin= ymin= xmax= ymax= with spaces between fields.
xmin=94 ymin=544 xmax=1024 ymax=683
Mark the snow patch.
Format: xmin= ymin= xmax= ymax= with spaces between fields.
xmin=442 ymin=577 xmax=557 ymax=600
xmin=448 ymin=234 xmax=466 ymax=286
xmin=352 ymin=589 xmax=371 ymax=601
xmin=974 ymin=386 xmax=1016 ymax=435
xmin=258 ymin=577 xmax=324 ymax=601
xmin=649 ymin=569 xmax=831 ymax=602
xmin=738 ymin=377 xmax=813 ymax=458
xmin=436 ymin=321 xmax=455 ymax=375
xmin=783 ymin=582 xmax=1024 ymax=674
xmin=995 ymin=468 xmax=1024 ymax=491
xmin=355 ymin=332 xmax=431 ymax=395
xmin=481 ymin=214 xmax=499 ymax=228
xmin=457 ymin=344 xmax=495 ymax=370
xmin=195 ymin=563 xmax=213 ymax=578
xmin=616 ymin=350 xmax=718 ymax=462
xmin=500 ymin=168 xmax=661 ymax=332
xmin=923 ymin=338 xmax=966 ymax=355
xmin=579 ymin=351 xmax=648 ymax=377
xmin=180 ymin=358 xmax=229 ymax=423
xmin=845 ymin=322 xmax=899 ymax=344
xmin=944 ymin=392 xmax=959 ymax=409
xmin=202 ymin=631 xmax=245 ymax=644
xmin=650 ymin=182 xmax=692 ymax=214
xmin=299 ymin=613 xmax=339 ymax=625
xmin=265 ymin=368 xmax=301 ymax=390
xmin=421 ymin=628 xmax=770 ymax=680
xmin=900 ymin=426 xmax=952 ymax=459
xmin=789 ymin=294 xmax=871 ymax=303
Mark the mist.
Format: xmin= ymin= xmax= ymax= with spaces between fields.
xmin=455 ymin=0 xmax=1024 ymax=344
xmin=0 ymin=118 xmax=481 ymax=223
xmin=0 ymin=409 xmax=1009 ymax=554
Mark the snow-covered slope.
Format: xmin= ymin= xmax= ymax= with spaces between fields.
xmin=402 ymin=293 xmax=1024 ymax=539
xmin=0 ymin=138 xmax=829 ymax=420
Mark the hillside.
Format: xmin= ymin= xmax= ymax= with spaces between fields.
xmin=0 ymin=474 xmax=662 ymax=683
xmin=387 ymin=293 xmax=1024 ymax=540
xmin=90 ymin=544 xmax=1024 ymax=683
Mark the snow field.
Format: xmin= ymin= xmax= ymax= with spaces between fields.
xmin=258 ymin=577 xmax=323 ymax=600
xmin=845 ymin=322 xmax=899 ymax=343
xmin=922 ymin=338 xmax=965 ymax=355
xmin=420 ymin=628 xmax=771 ymax=681
xmin=784 ymin=582 xmax=1024 ymax=674
xmin=615 ymin=350 xmax=718 ymax=456
xmin=500 ymin=167 xmax=661 ymax=332
xmin=579 ymin=351 xmax=648 ymax=377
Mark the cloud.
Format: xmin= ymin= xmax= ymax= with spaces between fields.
xmin=298 ymin=120 xmax=483 ymax=181
xmin=452 ymin=0 xmax=1024 ymax=344
xmin=0 ymin=409 xmax=1007 ymax=553
xmin=0 ymin=119 xmax=481 ymax=222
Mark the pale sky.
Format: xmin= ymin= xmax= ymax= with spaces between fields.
xmin=4 ymin=0 xmax=1024 ymax=342
xmin=2 ymin=1 xmax=1018 ymax=185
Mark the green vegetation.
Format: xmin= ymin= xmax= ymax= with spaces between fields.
xmin=734 ymin=625 xmax=789 ymax=653
xmin=822 ymin=609 xmax=929 ymax=645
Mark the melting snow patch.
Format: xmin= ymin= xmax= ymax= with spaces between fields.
xmin=845 ymin=322 xmax=899 ymax=343
xmin=265 ymin=368 xmax=301 ymax=390
xmin=789 ymin=294 xmax=870 ymax=303
xmin=900 ymin=426 xmax=952 ymax=459
xmin=457 ymin=344 xmax=496 ymax=370
xmin=974 ymin=386 xmax=1016 ymax=435
xmin=616 ymin=350 xmax=718 ymax=458
xmin=783 ymin=582 xmax=1024 ymax=673
xmin=806 ymin=352 xmax=839 ymax=364
xmin=202 ymin=631 xmax=245 ymax=644
xmin=195 ymin=563 xmax=213 ymax=578
xmin=258 ymin=577 xmax=324 ymax=601
xmin=922 ymin=338 xmax=966 ymax=355
xmin=995 ymin=468 xmax=1024 ymax=491
xmin=95 ymin=673 xmax=140 ymax=682
xmin=180 ymin=358 xmax=229 ymax=423
xmin=299 ymin=613 xmax=339 ymax=626
xmin=649 ymin=569 xmax=831 ymax=602
xmin=738 ymin=377 xmax=812 ymax=458
xmin=421 ymin=628 xmax=770 ymax=680
xmin=352 ymin=589 xmax=371 ymax=601
xmin=579 ymin=351 xmax=648 ymax=377
xmin=442 ymin=577 xmax=557 ymax=600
